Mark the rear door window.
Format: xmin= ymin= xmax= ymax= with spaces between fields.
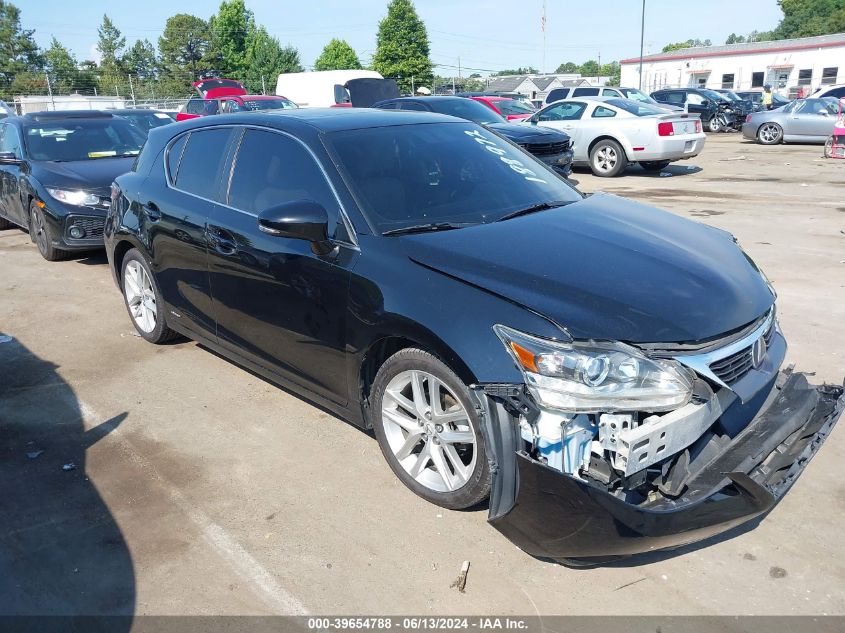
xmin=664 ymin=91 xmax=686 ymax=105
xmin=174 ymin=128 xmax=234 ymax=200
xmin=572 ymin=87 xmax=600 ymax=97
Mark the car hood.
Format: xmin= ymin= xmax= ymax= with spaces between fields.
xmin=32 ymin=158 xmax=136 ymax=196
xmin=488 ymin=122 xmax=571 ymax=144
xmin=401 ymin=193 xmax=774 ymax=343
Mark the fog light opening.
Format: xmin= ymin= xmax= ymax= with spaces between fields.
xmin=69 ymin=225 xmax=85 ymax=239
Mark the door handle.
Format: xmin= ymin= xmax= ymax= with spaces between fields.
xmin=142 ymin=201 xmax=161 ymax=221
xmin=207 ymin=226 xmax=237 ymax=256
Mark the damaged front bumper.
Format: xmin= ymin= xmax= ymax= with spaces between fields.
xmin=474 ymin=371 xmax=843 ymax=564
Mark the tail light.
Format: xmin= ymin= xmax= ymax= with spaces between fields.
xmin=657 ymin=122 xmax=674 ymax=136
xmin=695 ymin=119 xmax=702 ymax=133
xmin=746 ymin=115 xmax=752 ymax=123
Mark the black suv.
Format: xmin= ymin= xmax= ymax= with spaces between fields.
xmin=651 ymin=88 xmax=739 ymax=132
xmin=0 ymin=111 xmax=145 ymax=260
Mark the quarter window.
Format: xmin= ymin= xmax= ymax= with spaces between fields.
xmin=228 ymin=129 xmax=340 ymax=225
xmin=592 ymin=106 xmax=617 ymax=118
xmin=166 ymin=134 xmax=188 ymax=182
xmin=173 ymin=128 xmax=233 ymax=200
xmin=821 ymin=67 xmax=838 ymax=84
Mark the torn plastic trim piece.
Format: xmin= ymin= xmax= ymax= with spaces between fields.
xmin=486 ymin=371 xmax=842 ymax=563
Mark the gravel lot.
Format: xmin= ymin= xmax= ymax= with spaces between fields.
xmin=1 ymin=133 xmax=843 ymax=616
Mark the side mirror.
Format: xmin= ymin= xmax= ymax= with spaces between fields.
xmin=257 ymin=199 xmax=334 ymax=256
xmin=0 ymin=151 xmax=20 ymax=164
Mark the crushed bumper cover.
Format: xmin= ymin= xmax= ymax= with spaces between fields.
xmin=481 ymin=372 xmax=843 ymax=564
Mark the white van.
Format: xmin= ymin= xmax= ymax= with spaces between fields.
xmin=275 ymin=70 xmax=384 ymax=108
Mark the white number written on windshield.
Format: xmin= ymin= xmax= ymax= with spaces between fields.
xmin=464 ymin=129 xmax=548 ymax=184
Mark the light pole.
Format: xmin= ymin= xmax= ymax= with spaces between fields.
xmin=638 ymin=0 xmax=646 ymax=89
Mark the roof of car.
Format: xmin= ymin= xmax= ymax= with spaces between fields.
xmin=472 ymin=95 xmax=510 ymax=102
xmin=169 ymin=107 xmax=461 ymax=133
xmin=21 ymin=110 xmax=115 ymax=122
xmin=378 ymin=96 xmax=465 ymax=104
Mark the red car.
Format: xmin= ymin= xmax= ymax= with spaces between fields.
xmin=470 ymin=95 xmax=535 ymax=121
xmin=176 ymin=77 xmax=297 ymax=121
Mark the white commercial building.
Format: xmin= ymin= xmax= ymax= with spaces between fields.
xmin=620 ymin=33 xmax=845 ymax=97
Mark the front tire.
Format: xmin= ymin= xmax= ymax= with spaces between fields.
xmin=29 ymin=201 xmax=67 ymax=261
xmin=370 ymin=349 xmax=491 ymax=510
xmin=706 ymin=116 xmax=722 ymax=133
xmin=824 ymin=136 xmax=834 ymax=158
xmin=640 ymin=160 xmax=670 ymax=172
xmin=120 ymin=249 xmax=179 ymax=344
xmin=757 ymin=122 xmax=783 ymax=145
xmin=589 ymin=139 xmax=627 ymax=177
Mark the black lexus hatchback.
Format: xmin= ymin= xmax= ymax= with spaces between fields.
xmin=105 ymin=109 xmax=843 ymax=564
xmin=0 ymin=111 xmax=145 ymax=260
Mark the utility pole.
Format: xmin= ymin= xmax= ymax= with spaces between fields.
xmin=261 ymin=75 xmax=267 ymax=95
xmin=452 ymin=75 xmax=456 ymax=94
xmin=128 ymin=74 xmax=136 ymax=107
xmin=541 ymin=0 xmax=547 ymax=75
xmin=638 ymin=0 xmax=646 ymax=89
xmin=45 ymin=72 xmax=55 ymax=110
xmin=598 ymin=51 xmax=601 ymax=83
xmin=411 ymin=76 xmax=415 ymax=94
xmin=458 ymin=56 xmax=461 ymax=80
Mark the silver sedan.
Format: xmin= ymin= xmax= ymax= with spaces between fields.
xmin=525 ymin=96 xmax=706 ymax=177
xmin=742 ymin=97 xmax=839 ymax=144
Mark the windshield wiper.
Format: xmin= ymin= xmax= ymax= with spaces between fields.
xmin=382 ymin=222 xmax=476 ymax=236
xmin=495 ymin=201 xmax=573 ymax=223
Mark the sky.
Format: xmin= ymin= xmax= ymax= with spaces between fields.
xmin=21 ymin=0 xmax=784 ymax=75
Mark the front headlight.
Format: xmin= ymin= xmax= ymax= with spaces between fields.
xmin=494 ymin=325 xmax=693 ymax=413
xmin=46 ymin=188 xmax=100 ymax=207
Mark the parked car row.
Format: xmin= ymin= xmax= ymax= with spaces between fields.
xmin=1 ymin=104 xmax=842 ymax=565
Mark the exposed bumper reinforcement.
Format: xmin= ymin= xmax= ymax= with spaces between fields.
xmin=484 ymin=372 xmax=843 ymax=564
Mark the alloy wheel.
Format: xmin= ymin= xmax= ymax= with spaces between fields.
xmin=31 ymin=208 xmax=48 ymax=256
xmin=381 ymin=370 xmax=477 ymax=493
xmin=124 ymin=260 xmax=157 ymax=333
xmin=759 ymin=123 xmax=781 ymax=144
xmin=593 ymin=146 xmax=618 ymax=173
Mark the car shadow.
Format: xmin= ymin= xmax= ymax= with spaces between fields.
xmin=72 ymin=251 xmax=109 ymax=266
xmin=0 ymin=334 xmax=135 ymax=623
xmin=572 ymin=164 xmax=703 ymax=178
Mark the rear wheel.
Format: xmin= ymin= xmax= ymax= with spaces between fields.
xmin=824 ymin=136 xmax=834 ymax=158
xmin=589 ymin=139 xmax=628 ymax=177
xmin=121 ymin=249 xmax=179 ymax=344
xmin=29 ymin=201 xmax=67 ymax=261
xmin=706 ymin=116 xmax=722 ymax=133
xmin=371 ymin=349 xmax=491 ymax=510
xmin=640 ymin=160 xmax=670 ymax=172
xmin=757 ymin=122 xmax=783 ymax=145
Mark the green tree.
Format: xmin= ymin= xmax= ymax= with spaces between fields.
xmin=579 ymin=60 xmax=600 ymax=76
xmin=124 ymin=39 xmax=157 ymax=80
xmin=776 ymin=0 xmax=845 ymax=38
xmin=314 ymin=38 xmax=362 ymax=71
xmin=213 ymin=0 xmax=255 ymax=77
xmin=494 ymin=66 xmax=538 ymax=76
xmin=725 ymin=32 xmax=747 ymax=44
xmin=661 ymin=38 xmax=711 ymax=53
xmin=76 ymin=60 xmax=100 ymax=95
xmin=600 ymin=61 xmax=621 ymax=84
xmin=0 ymin=0 xmax=42 ymax=95
xmin=242 ymin=26 xmax=302 ymax=93
xmin=96 ymin=14 xmax=126 ymax=95
xmin=372 ymin=0 xmax=433 ymax=93
xmin=555 ymin=62 xmax=579 ymax=74
xmin=158 ymin=14 xmax=215 ymax=94
xmin=43 ymin=37 xmax=78 ymax=93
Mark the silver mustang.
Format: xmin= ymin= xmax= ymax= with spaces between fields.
xmin=742 ymin=97 xmax=839 ymax=144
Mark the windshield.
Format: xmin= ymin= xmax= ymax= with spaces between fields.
xmin=701 ymin=89 xmax=729 ymax=103
xmin=240 ymin=98 xmax=298 ymax=111
xmin=604 ymin=98 xmax=663 ymax=116
xmin=496 ymin=99 xmax=534 ymax=115
xmin=327 ymin=122 xmax=581 ymax=234
xmin=23 ymin=118 xmax=146 ymax=162
xmin=115 ymin=111 xmax=173 ymax=132
xmin=621 ymin=89 xmax=653 ymax=103
xmin=720 ymin=91 xmax=741 ymax=101
xmin=426 ymin=99 xmax=505 ymax=125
